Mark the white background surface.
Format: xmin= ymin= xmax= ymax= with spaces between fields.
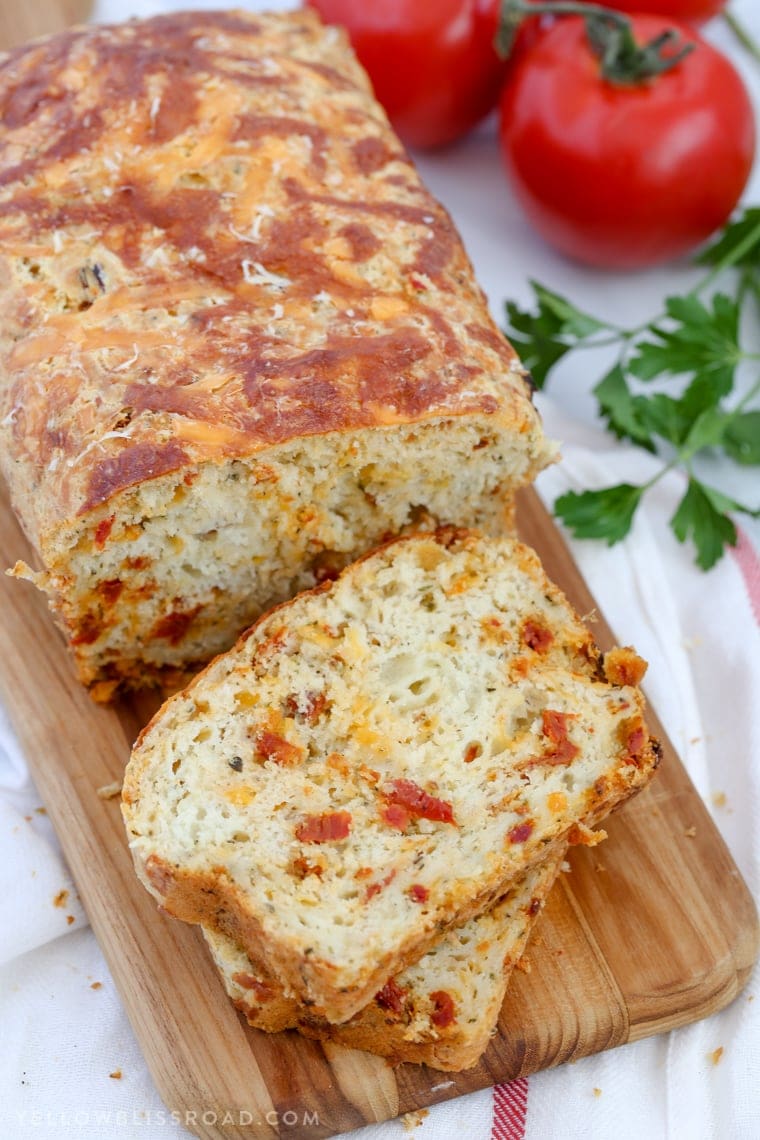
xmin=1 ymin=2 xmax=759 ymax=1138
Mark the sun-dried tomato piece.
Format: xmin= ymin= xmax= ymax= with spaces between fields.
xmin=508 ymin=820 xmax=534 ymax=844
xmin=283 ymin=690 xmax=329 ymax=724
xmin=408 ymin=883 xmax=429 ymax=903
xmin=541 ymin=709 xmax=580 ymax=765
xmin=295 ymin=811 xmax=352 ymax=844
xmin=97 ymin=578 xmax=123 ymax=606
xmin=384 ymin=778 xmax=455 ymax=824
xmin=254 ymin=730 xmax=303 ymax=767
xmin=429 ymin=990 xmax=456 ymax=1028
xmin=379 ymin=802 xmax=411 ymax=832
xmin=620 ymin=720 xmax=647 ymax=766
xmin=94 ymin=514 xmax=115 ymax=548
xmin=375 ymin=977 xmax=408 ymax=1014
xmin=364 ymin=868 xmax=396 ymax=902
xmin=522 ymin=619 xmax=554 ymax=653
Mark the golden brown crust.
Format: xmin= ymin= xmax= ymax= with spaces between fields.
xmin=207 ymin=853 xmax=565 ymax=1070
xmin=0 ymin=8 xmax=538 ymax=550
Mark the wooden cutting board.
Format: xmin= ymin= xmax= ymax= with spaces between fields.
xmin=0 ymin=0 xmax=90 ymax=52
xmin=0 ymin=476 xmax=757 ymax=1140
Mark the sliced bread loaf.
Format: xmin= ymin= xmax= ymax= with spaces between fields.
xmin=1 ymin=9 xmax=554 ymax=696
xmin=122 ymin=528 xmax=659 ymax=1022
xmin=204 ymin=852 xmax=564 ymax=1070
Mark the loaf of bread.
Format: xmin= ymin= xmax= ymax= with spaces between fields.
xmin=204 ymin=852 xmax=563 ymax=1071
xmin=122 ymin=528 xmax=659 ymax=1023
xmin=0 ymin=9 xmax=555 ymax=697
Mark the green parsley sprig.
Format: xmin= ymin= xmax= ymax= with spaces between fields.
xmin=505 ymin=208 xmax=760 ymax=570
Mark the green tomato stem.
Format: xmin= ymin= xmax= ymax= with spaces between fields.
xmin=496 ymin=0 xmax=695 ymax=84
xmin=495 ymin=0 xmax=628 ymax=56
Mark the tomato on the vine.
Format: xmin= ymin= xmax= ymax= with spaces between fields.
xmin=588 ymin=0 xmax=727 ymax=25
xmin=306 ymin=1 xmax=508 ymax=150
xmin=499 ymin=15 xmax=756 ymax=269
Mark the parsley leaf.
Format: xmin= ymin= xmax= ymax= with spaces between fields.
xmin=593 ymin=365 xmax=656 ymax=451
xmin=629 ymin=293 xmax=741 ymax=397
xmin=504 ymin=282 xmax=608 ymax=389
xmin=501 ymin=207 xmax=760 ymax=567
xmin=670 ymin=480 xmax=739 ymax=571
xmin=554 ymin=484 xmax=645 ymax=544
xmin=502 ymin=208 xmax=760 ymax=570
xmin=633 ymin=392 xmax=694 ymax=448
xmin=723 ymin=411 xmax=760 ymax=465
xmin=697 ymin=207 xmax=760 ymax=269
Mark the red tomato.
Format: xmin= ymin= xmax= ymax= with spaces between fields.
xmin=306 ymin=1 xmax=508 ymax=149
xmin=588 ymin=0 xmax=726 ymax=25
xmin=499 ymin=16 xmax=756 ymax=269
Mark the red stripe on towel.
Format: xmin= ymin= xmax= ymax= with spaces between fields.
xmin=491 ymin=1078 xmax=528 ymax=1140
xmin=730 ymin=527 xmax=760 ymax=629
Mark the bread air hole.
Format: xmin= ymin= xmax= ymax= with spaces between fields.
xmin=381 ymin=654 xmax=441 ymax=709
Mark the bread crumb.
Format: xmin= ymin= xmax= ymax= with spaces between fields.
xmin=684 ymin=826 xmax=697 ymax=838
xmin=594 ymin=863 xmax=606 ymax=872
xmin=402 ymin=1109 xmax=429 ymax=1131
xmin=109 ymin=1069 xmax=123 ymax=1080
xmin=748 ymin=995 xmax=755 ymax=1003
xmin=593 ymin=1087 xmax=602 ymax=1098
xmin=90 ymin=982 xmax=103 ymax=990
xmin=708 ymin=1047 xmax=724 ymax=1066
xmin=567 ymin=822 xmax=607 ymax=848
xmin=97 ymin=781 xmax=123 ymax=800
xmin=514 ymin=956 xmax=532 ymax=975
xmin=711 ymin=792 xmax=727 ymax=809
xmin=53 ymin=889 xmax=69 ymax=908
xmin=35 ymin=806 xmax=47 ymax=815
xmin=66 ymin=915 xmax=75 ymax=925
xmin=560 ymin=861 xmax=572 ymax=873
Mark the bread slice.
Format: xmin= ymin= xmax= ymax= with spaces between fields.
xmin=122 ymin=528 xmax=659 ymax=1022
xmin=0 ymin=8 xmax=555 ymax=696
xmin=204 ymin=852 xmax=564 ymax=1071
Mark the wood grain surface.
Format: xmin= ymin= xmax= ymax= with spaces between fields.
xmin=1 ymin=477 xmax=757 ymax=1140
xmin=0 ymin=0 xmax=90 ymax=51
